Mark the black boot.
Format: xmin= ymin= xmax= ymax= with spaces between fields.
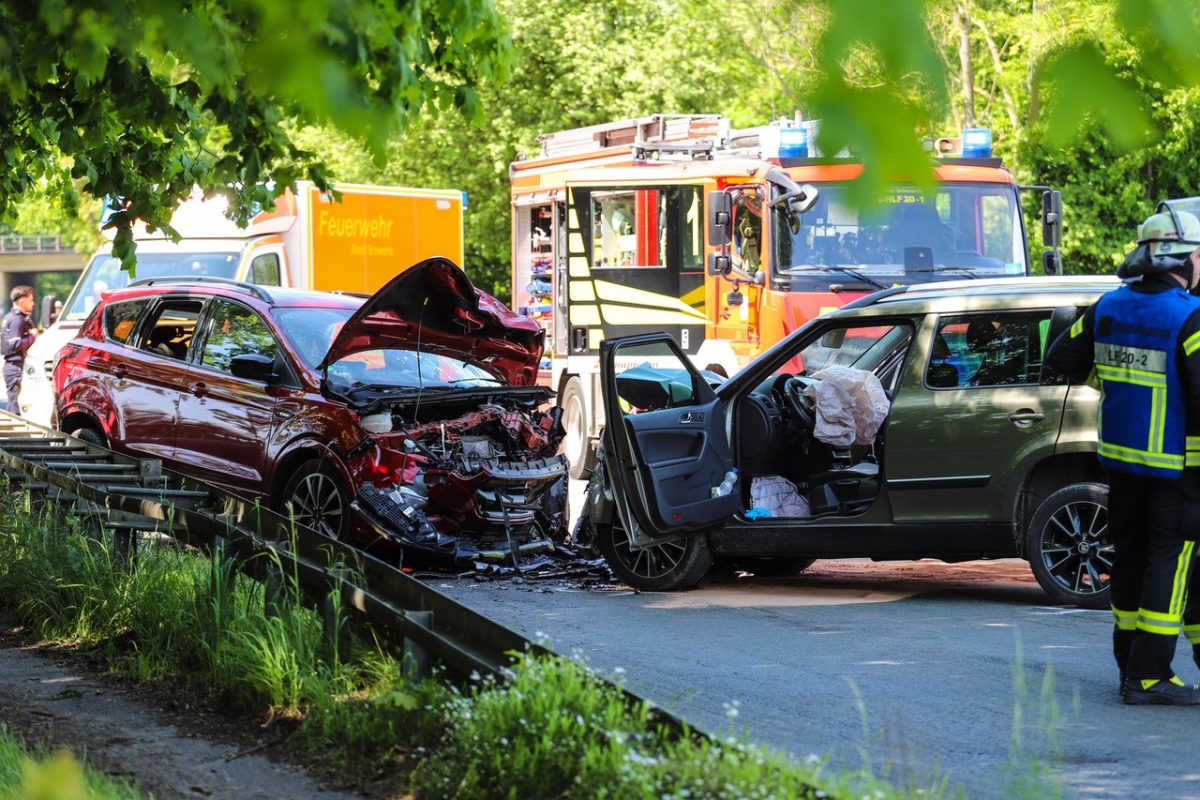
xmin=1122 ymin=677 xmax=1200 ymax=705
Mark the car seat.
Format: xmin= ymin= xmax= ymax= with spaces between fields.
xmin=926 ymin=334 xmax=959 ymax=388
xmin=146 ymin=326 xmax=177 ymax=358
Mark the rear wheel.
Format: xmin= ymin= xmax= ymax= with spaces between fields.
xmin=69 ymin=426 xmax=106 ymax=448
xmin=1026 ymin=482 xmax=1111 ymax=609
xmin=280 ymin=459 xmax=353 ymax=541
xmin=598 ymin=519 xmax=713 ymax=591
xmin=560 ymin=377 xmax=596 ymax=480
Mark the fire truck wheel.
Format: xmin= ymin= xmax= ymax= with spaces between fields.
xmin=561 ymin=377 xmax=596 ymax=480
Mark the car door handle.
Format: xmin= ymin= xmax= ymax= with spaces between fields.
xmin=1009 ymin=409 xmax=1045 ymax=427
xmin=680 ymin=411 xmax=704 ymax=424
xmin=188 ymin=381 xmax=208 ymax=398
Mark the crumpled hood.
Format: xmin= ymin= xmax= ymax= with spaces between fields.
xmin=319 ymin=257 xmax=544 ymax=386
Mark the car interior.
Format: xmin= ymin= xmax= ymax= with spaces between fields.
xmin=139 ymin=302 xmax=202 ymax=361
xmin=732 ymin=322 xmax=914 ymax=519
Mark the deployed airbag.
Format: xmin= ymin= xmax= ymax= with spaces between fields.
xmin=804 ymin=366 xmax=890 ymax=447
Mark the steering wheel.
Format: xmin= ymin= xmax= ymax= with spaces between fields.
xmin=783 ymin=376 xmax=819 ymax=432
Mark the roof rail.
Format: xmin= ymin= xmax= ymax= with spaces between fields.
xmin=127 ymin=276 xmax=274 ymax=304
xmin=536 ymin=114 xmax=727 ymax=159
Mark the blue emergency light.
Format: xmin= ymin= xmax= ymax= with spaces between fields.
xmin=961 ymin=128 xmax=993 ymax=158
xmin=778 ymin=126 xmax=809 ymax=159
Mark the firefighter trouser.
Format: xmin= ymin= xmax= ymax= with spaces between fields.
xmin=1179 ymin=472 xmax=1200 ymax=666
xmin=1106 ymin=468 xmax=1195 ymax=682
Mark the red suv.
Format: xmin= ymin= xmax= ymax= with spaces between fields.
xmin=52 ymin=258 xmax=568 ymax=562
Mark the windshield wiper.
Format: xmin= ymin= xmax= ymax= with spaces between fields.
xmin=791 ymin=265 xmax=889 ymax=291
xmin=903 ymin=266 xmax=980 ymax=279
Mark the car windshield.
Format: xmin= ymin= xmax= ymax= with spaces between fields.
xmin=63 ymin=251 xmax=240 ymax=321
xmin=273 ymin=306 xmax=502 ymax=388
xmin=772 ymin=181 xmax=1027 ymax=284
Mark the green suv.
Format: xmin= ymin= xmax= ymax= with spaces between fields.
xmin=579 ymin=276 xmax=1118 ymax=608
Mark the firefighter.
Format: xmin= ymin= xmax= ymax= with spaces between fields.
xmin=1045 ymin=207 xmax=1200 ymax=704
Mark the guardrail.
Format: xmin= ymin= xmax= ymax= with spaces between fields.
xmin=0 ymin=235 xmax=72 ymax=254
xmin=0 ymin=411 xmax=697 ymax=734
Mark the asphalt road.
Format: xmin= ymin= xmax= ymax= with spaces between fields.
xmin=436 ymin=556 xmax=1200 ymax=800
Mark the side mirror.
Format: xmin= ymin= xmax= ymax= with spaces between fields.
xmin=1042 ymin=250 xmax=1062 ymax=276
xmin=1042 ymin=190 xmax=1062 ymax=249
xmin=707 ymin=191 xmax=732 ymax=247
xmin=39 ymin=295 xmax=58 ymax=328
xmin=708 ymin=251 xmax=731 ymax=277
xmin=229 ymin=353 xmax=278 ymax=382
xmin=787 ymin=183 xmax=819 ymax=215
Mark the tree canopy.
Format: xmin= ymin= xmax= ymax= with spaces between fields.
xmin=4 ymin=0 xmax=1200 ymax=293
xmin=0 ymin=0 xmax=513 ymax=265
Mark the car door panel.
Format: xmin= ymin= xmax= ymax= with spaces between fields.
xmin=886 ymin=311 xmax=1066 ymax=523
xmin=601 ymin=334 xmax=738 ymax=538
xmin=173 ymin=299 xmax=284 ymax=497
xmin=175 ymin=370 xmax=276 ymax=493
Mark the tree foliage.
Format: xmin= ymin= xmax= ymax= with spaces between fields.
xmin=7 ymin=0 xmax=1200 ymax=296
xmin=0 ymin=0 xmax=513 ymax=267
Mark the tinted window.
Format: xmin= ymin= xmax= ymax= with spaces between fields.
xmin=200 ymin=301 xmax=280 ymax=374
xmin=104 ymin=300 xmax=149 ymax=345
xmin=928 ymin=311 xmax=1053 ymax=389
xmin=250 ymin=253 xmax=281 ymax=286
xmin=140 ymin=301 xmax=203 ymax=361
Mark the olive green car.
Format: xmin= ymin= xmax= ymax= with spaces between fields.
xmin=580 ymin=276 xmax=1119 ymax=608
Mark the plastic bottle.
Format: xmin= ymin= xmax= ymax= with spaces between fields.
xmin=712 ymin=467 xmax=739 ymax=498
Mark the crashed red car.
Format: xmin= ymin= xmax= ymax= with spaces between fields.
xmin=52 ymin=258 xmax=568 ymax=562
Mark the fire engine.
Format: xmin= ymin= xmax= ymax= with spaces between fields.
xmin=509 ymin=114 xmax=1064 ymax=478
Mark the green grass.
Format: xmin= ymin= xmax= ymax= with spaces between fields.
xmin=0 ymin=490 xmax=951 ymax=798
xmin=0 ymin=724 xmax=146 ymax=800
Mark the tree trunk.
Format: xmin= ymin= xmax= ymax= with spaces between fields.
xmin=956 ymin=4 xmax=976 ymax=127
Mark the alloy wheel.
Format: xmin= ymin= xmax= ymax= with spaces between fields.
xmin=288 ymin=472 xmax=345 ymax=538
xmin=1037 ymin=499 xmax=1112 ymax=598
xmin=609 ymin=523 xmax=689 ymax=579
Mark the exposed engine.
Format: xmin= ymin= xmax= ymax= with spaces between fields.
xmin=351 ymin=390 xmax=568 ymax=565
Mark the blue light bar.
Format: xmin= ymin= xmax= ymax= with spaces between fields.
xmin=778 ymin=126 xmax=809 ymax=159
xmin=961 ymin=128 xmax=992 ymax=158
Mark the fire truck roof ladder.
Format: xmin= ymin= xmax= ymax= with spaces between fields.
xmin=536 ymin=114 xmax=728 ymax=159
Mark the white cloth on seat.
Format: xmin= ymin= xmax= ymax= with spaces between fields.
xmin=804 ymin=366 xmax=891 ymax=447
xmin=750 ymin=475 xmax=810 ymax=518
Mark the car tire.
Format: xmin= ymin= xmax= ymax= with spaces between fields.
xmin=70 ymin=426 xmax=106 ymax=448
xmin=598 ymin=519 xmax=713 ymax=591
xmin=279 ymin=459 xmax=353 ymax=542
xmin=1025 ymin=482 xmax=1111 ymax=609
xmin=560 ymin=377 xmax=596 ymax=480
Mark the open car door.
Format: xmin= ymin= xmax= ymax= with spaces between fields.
xmin=600 ymin=334 xmax=739 ymax=540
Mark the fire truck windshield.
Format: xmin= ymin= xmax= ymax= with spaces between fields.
xmin=772 ymin=181 xmax=1027 ymax=284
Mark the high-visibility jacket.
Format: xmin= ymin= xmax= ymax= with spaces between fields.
xmin=1093 ymin=284 xmax=1200 ymax=478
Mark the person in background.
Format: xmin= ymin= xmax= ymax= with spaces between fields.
xmin=2 ymin=285 xmax=37 ymax=416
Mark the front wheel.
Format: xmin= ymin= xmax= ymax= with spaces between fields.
xmin=598 ymin=519 xmax=713 ymax=591
xmin=1025 ymin=482 xmax=1111 ymax=609
xmin=279 ymin=459 xmax=353 ymax=541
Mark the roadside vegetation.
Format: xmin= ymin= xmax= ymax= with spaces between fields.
xmin=0 ymin=725 xmax=145 ymax=800
xmin=0 ymin=490 xmax=952 ymax=799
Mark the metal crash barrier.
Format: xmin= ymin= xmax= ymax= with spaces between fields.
xmin=0 ymin=411 xmax=696 ymax=734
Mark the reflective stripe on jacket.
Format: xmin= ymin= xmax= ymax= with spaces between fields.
xmin=1094 ymin=284 xmax=1200 ymax=478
